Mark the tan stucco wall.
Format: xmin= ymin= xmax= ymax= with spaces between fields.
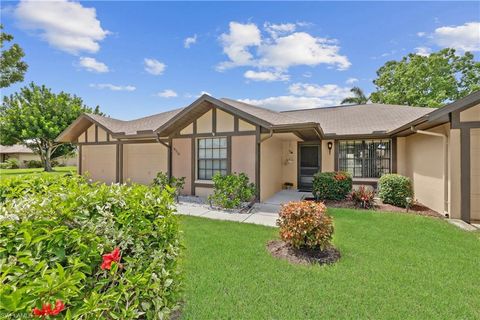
xmin=396 ymin=137 xmax=407 ymax=176
xmin=98 ymin=127 xmax=108 ymax=142
xmin=172 ymin=138 xmax=192 ymax=195
xmin=216 ymin=109 xmax=234 ymax=132
xmin=231 ymin=135 xmax=256 ymax=182
xmin=78 ymin=132 xmax=86 ymax=143
xmin=321 ymin=140 xmax=335 ymax=172
xmin=404 ymin=124 xmax=449 ymax=214
xmin=238 ymin=119 xmax=255 ymax=131
xmin=196 ymin=110 xmax=212 ymax=133
xmin=195 ymin=186 xmax=214 ymax=198
xmin=471 ymin=128 xmax=480 ymax=221
xmin=87 ymin=125 xmax=96 ymax=143
xmin=449 ymin=129 xmax=461 ymax=219
xmin=260 ymin=136 xmax=284 ymax=201
xmin=460 ymin=103 xmax=480 ymax=122
xmin=282 ymin=141 xmax=298 ymax=188
xmin=123 ymin=143 xmax=168 ymax=185
xmin=82 ymin=145 xmax=116 ymax=184
xmin=180 ymin=123 xmax=193 ymax=135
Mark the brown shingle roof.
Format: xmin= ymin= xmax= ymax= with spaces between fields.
xmin=282 ymin=103 xmax=433 ymax=136
xmin=0 ymin=144 xmax=34 ymax=154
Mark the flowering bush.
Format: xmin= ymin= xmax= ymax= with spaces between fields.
xmin=0 ymin=175 xmax=181 ymax=319
xmin=208 ymin=172 xmax=256 ymax=209
xmin=277 ymin=201 xmax=334 ymax=250
xmin=349 ymin=186 xmax=376 ymax=209
xmin=378 ymin=174 xmax=413 ymax=207
xmin=312 ymin=171 xmax=352 ymax=200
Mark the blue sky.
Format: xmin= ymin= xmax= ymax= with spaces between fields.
xmin=1 ymin=1 xmax=479 ymax=120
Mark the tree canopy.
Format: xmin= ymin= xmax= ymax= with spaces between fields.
xmin=370 ymin=48 xmax=480 ymax=107
xmin=0 ymin=83 xmax=102 ymax=171
xmin=0 ymin=25 xmax=28 ymax=88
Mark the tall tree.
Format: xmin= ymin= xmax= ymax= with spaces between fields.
xmin=341 ymin=87 xmax=369 ymax=105
xmin=0 ymin=83 xmax=102 ymax=171
xmin=0 ymin=25 xmax=28 ymax=88
xmin=370 ymin=48 xmax=480 ymax=107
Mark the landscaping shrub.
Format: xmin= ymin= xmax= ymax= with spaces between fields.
xmin=0 ymin=174 xmax=181 ymax=319
xmin=349 ymin=186 xmax=375 ymax=209
xmin=312 ymin=171 xmax=352 ymax=200
xmin=277 ymin=201 xmax=333 ymax=250
xmin=0 ymin=158 xmax=20 ymax=169
xmin=24 ymin=159 xmax=43 ymax=168
xmin=378 ymin=174 xmax=413 ymax=208
xmin=152 ymin=171 xmax=185 ymax=201
xmin=208 ymin=172 xmax=256 ymax=209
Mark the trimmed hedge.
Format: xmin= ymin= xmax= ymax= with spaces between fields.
xmin=208 ymin=172 xmax=256 ymax=209
xmin=378 ymin=174 xmax=413 ymax=208
xmin=312 ymin=171 xmax=352 ymax=200
xmin=0 ymin=175 xmax=181 ymax=319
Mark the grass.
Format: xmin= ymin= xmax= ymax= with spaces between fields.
xmin=179 ymin=209 xmax=480 ymax=319
xmin=0 ymin=166 xmax=76 ymax=177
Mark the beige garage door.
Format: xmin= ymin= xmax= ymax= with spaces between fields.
xmin=123 ymin=143 xmax=168 ymax=185
xmin=471 ymin=128 xmax=480 ymax=222
xmin=82 ymin=145 xmax=117 ymax=184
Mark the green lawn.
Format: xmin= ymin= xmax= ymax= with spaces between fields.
xmin=179 ymin=209 xmax=480 ymax=319
xmin=0 ymin=166 xmax=76 ymax=177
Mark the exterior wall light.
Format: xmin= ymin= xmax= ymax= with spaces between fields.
xmin=327 ymin=141 xmax=333 ymax=154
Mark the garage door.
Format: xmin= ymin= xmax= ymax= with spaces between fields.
xmin=82 ymin=145 xmax=117 ymax=184
xmin=123 ymin=143 xmax=168 ymax=185
xmin=471 ymin=128 xmax=480 ymax=222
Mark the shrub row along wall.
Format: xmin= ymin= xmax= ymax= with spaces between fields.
xmin=0 ymin=175 xmax=181 ymax=319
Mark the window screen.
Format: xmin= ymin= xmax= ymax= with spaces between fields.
xmin=338 ymin=140 xmax=391 ymax=178
xmin=197 ymin=137 xmax=227 ymax=180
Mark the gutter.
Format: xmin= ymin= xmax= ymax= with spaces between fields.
xmin=260 ymin=129 xmax=274 ymax=142
xmin=410 ymin=126 xmax=449 ymax=216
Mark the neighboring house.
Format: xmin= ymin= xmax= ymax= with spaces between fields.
xmin=0 ymin=144 xmax=77 ymax=167
xmin=57 ymin=91 xmax=480 ymax=224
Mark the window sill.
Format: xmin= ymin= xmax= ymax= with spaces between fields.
xmin=194 ymin=180 xmax=214 ymax=185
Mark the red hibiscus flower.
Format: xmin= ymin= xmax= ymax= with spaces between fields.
xmin=101 ymin=247 xmax=121 ymax=270
xmin=32 ymin=300 xmax=65 ymax=317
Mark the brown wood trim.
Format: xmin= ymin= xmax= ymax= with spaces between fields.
xmin=115 ymin=144 xmax=120 ymax=183
xmin=170 ymin=130 xmax=256 ymax=138
xmin=212 ymin=107 xmax=217 ymax=135
xmin=460 ymin=128 xmax=471 ymax=223
xmin=234 ymin=116 xmax=239 ymax=132
xmin=106 ymin=133 xmax=110 ymax=142
xmin=119 ymin=143 xmax=124 ymax=183
xmin=77 ymin=139 xmax=159 ymax=145
xmin=191 ymin=137 xmax=195 ymax=196
xmin=167 ymin=137 xmax=172 ymax=179
xmin=95 ymin=125 xmax=98 ymax=143
xmin=391 ymin=137 xmax=397 ymax=173
xmin=334 ymin=140 xmax=339 ymax=171
xmin=227 ymin=136 xmax=232 ymax=174
xmin=78 ymin=145 xmax=82 ymax=175
xmin=85 ymin=128 xmax=88 ymax=143
xmin=255 ymin=126 xmax=261 ymax=200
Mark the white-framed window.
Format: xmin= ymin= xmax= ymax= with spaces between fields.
xmin=197 ymin=137 xmax=227 ymax=180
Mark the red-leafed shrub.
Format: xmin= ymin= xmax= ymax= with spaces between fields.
xmin=349 ymin=186 xmax=375 ymax=209
xmin=277 ymin=201 xmax=334 ymax=250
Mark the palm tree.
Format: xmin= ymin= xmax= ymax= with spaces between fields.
xmin=341 ymin=87 xmax=369 ymax=105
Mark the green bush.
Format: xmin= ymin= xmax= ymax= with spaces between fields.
xmin=278 ymin=201 xmax=333 ymax=250
xmin=0 ymin=158 xmax=20 ymax=169
xmin=312 ymin=171 xmax=352 ymax=200
xmin=0 ymin=175 xmax=181 ymax=319
xmin=378 ymin=174 xmax=413 ymax=208
xmin=208 ymin=172 xmax=256 ymax=209
xmin=152 ymin=172 xmax=185 ymax=202
xmin=24 ymin=159 xmax=43 ymax=168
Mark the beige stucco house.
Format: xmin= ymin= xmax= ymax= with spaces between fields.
xmin=0 ymin=145 xmax=77 ymax=168
xmin=57 ymin=91 xmax=480 ymax=224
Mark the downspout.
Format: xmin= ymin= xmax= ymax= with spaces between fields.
xmin=156 ymin=133 xmax=172 ymax=179
xmin=260 ymin=129 xmax=274 ymax=142
xmin=410 ymin=126 xmax=449 ymax=217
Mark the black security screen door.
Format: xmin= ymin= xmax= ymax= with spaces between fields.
xmin=299 ymin=145 xmax=320 ymax=191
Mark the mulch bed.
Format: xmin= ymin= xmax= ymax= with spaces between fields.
xmin=321 ymin=199 xmax=444 ymax=218
xmin=267 ymin=240 xmax=341 ymax=266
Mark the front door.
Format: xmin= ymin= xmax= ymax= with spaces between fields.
xmin=298 ymin=144 xmax=321 ymax=191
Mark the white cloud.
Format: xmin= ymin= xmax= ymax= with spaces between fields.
xmin=417 ymin=32 xmax=426 ymax=37
xmin=184 ymin=34 xmax=197 ymax=48
xmin=244 ymin=70 xmax=289 ymax=82
xmin=264 ymin=22 xmax=297 ymax=38
xmin=217 ymin=22 xmax=350 ymax=73
xmin=414 ymin=46 xmax=432 ymax=56
xmin=90 ymin=83 xmax=136 ymax=91
xmin=14 ymin=0 xmax=109 ymax=54
xmin=302 ymin=72 xmax=312 ymax=78
xmin=346 ymin=77 xmax=358 ymax=85
xmin=239 ymin=82 xmax=352 ymax=111
xmin=144 ymin=58 xmax=166 ymax=75
xmin=156 ymin=89 xmax=178 ymax=98
xmin=431 ymin=22 xmax=480 ymax=52
xmin=217 ymin=22 xmax=262 ymax=71
xmin=79 ymin=57 xmax=109 ymax=73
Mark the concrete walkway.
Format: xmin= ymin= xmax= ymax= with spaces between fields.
xmin=176 ymin=190 xmax=311 ymax=227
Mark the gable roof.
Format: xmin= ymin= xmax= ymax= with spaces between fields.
xmin=282 ymin=103 xmax=433 ymax=136
xmin=0 ymin=144 xmax=34 ymax=154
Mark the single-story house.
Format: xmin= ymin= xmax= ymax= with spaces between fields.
xmin=57 ymin=91 xmax=480 ymax=223
xmin=0 ymin=144 xmax=77 ymax=167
